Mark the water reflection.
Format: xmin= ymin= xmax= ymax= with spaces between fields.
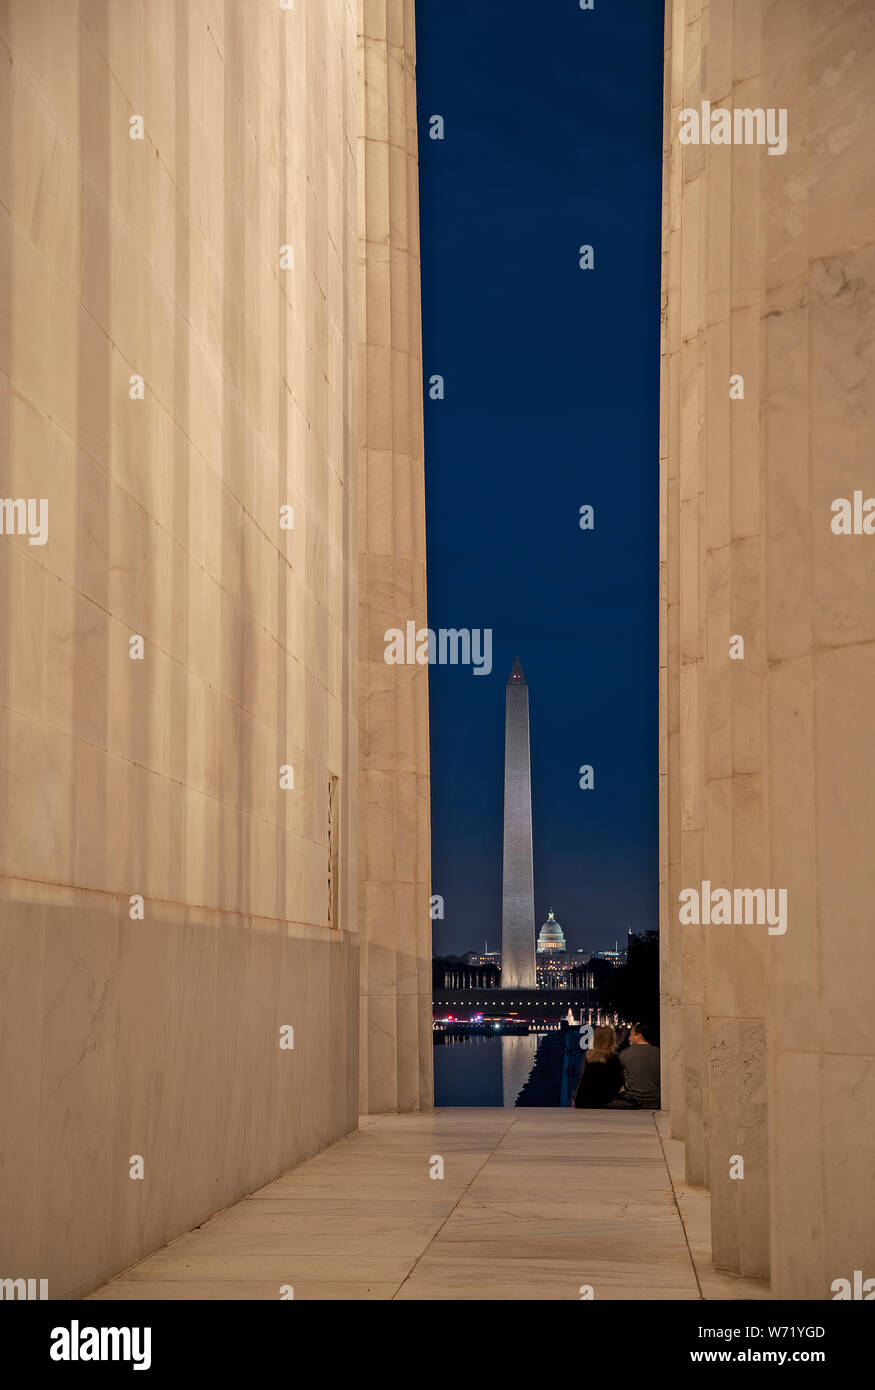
xmin=433 ymin=1031 xmax=550 ymax=1106
xmin=500 ymin=1032 xmax=540 ymax=1107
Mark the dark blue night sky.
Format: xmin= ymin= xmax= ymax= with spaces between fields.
xmin=416 ymin=0 xmax=665 ymax=959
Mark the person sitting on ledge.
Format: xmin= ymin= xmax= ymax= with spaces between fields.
xmin=572 ymin=1025 xmax=622 ymax=1108
xmin=607 ymin=1021 xmax=661 ymax=1109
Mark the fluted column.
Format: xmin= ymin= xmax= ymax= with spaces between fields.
xmin=661 ymin=0 xmax=875 ymax=1296
xmin=663 ymin=0 xmax=772 ymax=1281
xmin=678 ymin=0 xmax=710 ymax=1191
xmin=708 ymin=0 xmax=771 ymax=1280
xmin=762 ymin=0 xmax=875 ymax=1300
xmin=660 ymin=0 xmax=685 ymax=1143
xmin=357 ymin=0 xmax=432 ymax=1113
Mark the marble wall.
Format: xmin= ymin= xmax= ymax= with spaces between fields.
xmin=0 ymin=0 xmax=430 ymax=1300
xmin=660 ymin=0 xmax=875 ymax=1297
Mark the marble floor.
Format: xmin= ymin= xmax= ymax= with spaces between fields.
xmin=88 ymin=1108 xmax=771 ymax=1301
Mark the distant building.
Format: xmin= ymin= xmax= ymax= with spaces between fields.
xmin=535 ymin=910 xmax=569 ymax=988
xmin=536 ymin=909 xmax=566 ymax=953
xmin=593 ymin=945 xmax=627 ymax=968
xmin=537 ymin=957 xmax=570 ymax=989
xmin=467 ymin=941 xmax=501 ymax=968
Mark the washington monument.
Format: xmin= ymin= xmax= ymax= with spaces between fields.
xmin=501 ymin=658 xmax=536 ymax=988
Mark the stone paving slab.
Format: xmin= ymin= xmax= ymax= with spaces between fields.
xmin=89 ymin=1108 xmax=768 ymax=1301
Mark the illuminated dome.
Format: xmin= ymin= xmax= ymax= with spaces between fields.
xmin=536 ymin=909 xmax=566 ymax=953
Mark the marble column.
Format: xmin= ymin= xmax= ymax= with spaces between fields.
xmin=661 ymin=0 xmax=875 ymax=1295
xmin=357 ymin=0 xmax=433 ymax=1113
xmin=0 ymin=0 xmax=362 ymax=1297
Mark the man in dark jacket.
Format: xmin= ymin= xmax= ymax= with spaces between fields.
xmin=607 ymin=1022 xmax=661 ymax=1109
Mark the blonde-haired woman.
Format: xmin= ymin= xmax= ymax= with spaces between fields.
xmin=572 ymin=1025 xmax=622 ymax=1109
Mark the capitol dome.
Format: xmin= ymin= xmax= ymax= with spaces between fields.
xmin=536 ymin=909 xmax=566 ymax=953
